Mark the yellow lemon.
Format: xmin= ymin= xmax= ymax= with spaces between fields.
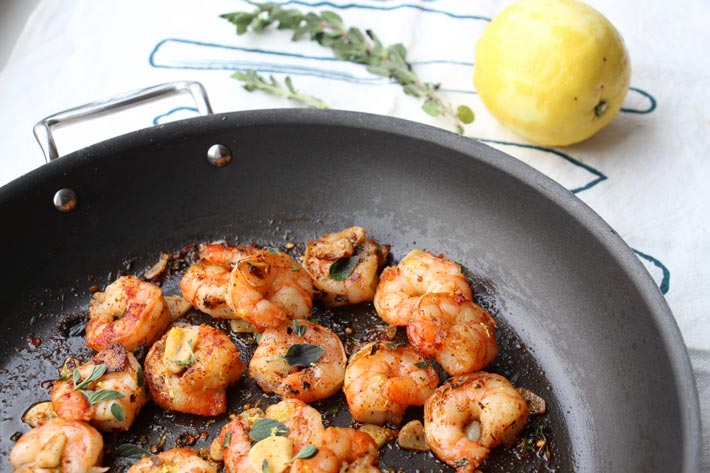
xmin=474 ymin=0 xmax=631 ymax=146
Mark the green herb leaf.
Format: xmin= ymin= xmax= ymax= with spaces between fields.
xmin=264 ymin=246 xmax=280 ymax=254
xmin=453 ymin=458 xmax=469 ymax=467
xmin=328 ymin=255 xmax=360 ymax=281
xmin=293 ymin=444 xmax=318 ymax=461
xmin=171 ymin=339 xmax=197 ymax=368
xmin=73 ymin=364 xmax=107 ymax=391
xmin=220 ymin=4 xmax=473 ymax=133
xmin=422 ymin=98 xmax=442 ymax=117
xmin=115 ymin=443 xmax=151 ymax=458
xmin=280 ymin=343 xmax=325 ymax=367
xmin=293 ymin=320 xmax=307 ymax=337
xmin=111 ymin=402 xmax=126 ymax=422
xmin=414 ymin=360 xmax=430 ymax=369
xmin=230 ymin=71 xmax=330 ymax=109
xmin=262 ymin=459 xmax=272 ymax=473
xmin=87 ymin=389 xmax=125 ymax=404
xmin=457 ymin=105 xmax=475 ymax=124
xmin=249 ymin=418 xmax=289 ymax=441
xmin=136 ymin=367 xmax=144 ymax=388
xmin=223 ymin=431 xmax=233 ymax=448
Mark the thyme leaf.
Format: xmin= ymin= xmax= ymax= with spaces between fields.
xmin=328 ymin=255 xmax=360 ymax=281
xmin=86 ymin=389 xmax=125 ymax=404
xmin=293 ymin=319 xmax=307 ymax=337
xmin=111 ymin=402 xmax=126 ymax=422
xmin=223 ymin=431 xmax=233 ymax=448
xmin=280 ymin=343 xmax=325 ymax=367
xmin=250 ymin=418 xmax=289 ymax=441
xmin=72 ymin=364 xmax=107 ymax=391
xmin=115 ymin=443 xmax=151 ymax=458
xmin=290 ymin=444 xmax=318 ymax=462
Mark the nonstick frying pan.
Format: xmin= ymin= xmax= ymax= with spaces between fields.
xmin=0 ymin=84 xmax=701 ymax=471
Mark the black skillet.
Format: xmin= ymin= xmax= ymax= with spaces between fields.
xmin=0 ymin=89 xmax=701 ymax=471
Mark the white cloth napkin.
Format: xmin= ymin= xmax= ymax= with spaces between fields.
xmin=1 ymin=0 xmax=708 ymax=469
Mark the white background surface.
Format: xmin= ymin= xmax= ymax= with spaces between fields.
xmin=1 ymin=0 xmax=708 ymax=470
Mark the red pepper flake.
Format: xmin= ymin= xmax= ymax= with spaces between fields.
xmin=28 ymin=333 xmax=41 ymax=348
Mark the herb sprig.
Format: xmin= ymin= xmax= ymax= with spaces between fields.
xmin=233 ymin=71 xmax=330 ymax=109
xmin=221 ymin=4 xmax=474 ymax=133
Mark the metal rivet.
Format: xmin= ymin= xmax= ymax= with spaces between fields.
xmin=207 ymin=144 xmax=232 ymax=167
xmin=53 ymin=188 xmax=78 ymax=213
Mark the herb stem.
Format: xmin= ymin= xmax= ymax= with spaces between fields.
xmin=221 ymin=4 xmax=474 ymax=132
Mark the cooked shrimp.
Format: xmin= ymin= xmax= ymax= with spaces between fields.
xmin=9 ymin=419 xmax=105 ymax=473
xmin=407 ymin=293 xmax=498 ymax=376
xmin=218 ymin=417 xmax=256 ymax=473
xmin=265 ymin=399 xmax=325 ymax=452
xmin=51 ymin=343 xmax=149 ymax=432
xmin=302 ymin=226 xmax=389 ymax=306
xmin=127 ymin=448 xmax=216 ymax=472
xmin=249 ymin=320 xmax=346 ymax=403
xmin=144 ymin=323 xmax=245 ymax=416
xmin=423 ymin=372 xmax=529 ymax=471
xmin=290 ymin=427 xmax=380 ymax=473
xmin=226 ymin=249 xmax=314 ymax=331
xmin=343 ymin=341 xmax=439 ymax=426
xmin=180 ymin=244 xmax=258 ymax=319
xmin=86 ymin=275 xmax=171 ymax=351
xmin=373 ymin=250 xmax=472 ymax=326
xmin=218 ymin=400 xmax=324 ymax=473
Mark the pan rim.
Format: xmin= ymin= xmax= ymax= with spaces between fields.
xmin=0 ymin=107 xmax=701 ymax=471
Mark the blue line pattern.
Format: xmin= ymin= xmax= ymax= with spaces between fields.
xmin=633 ymin=249 xmax=671 ymax=294
xmin=476 ymin=138 xmax=607 ymax=194
xmin=246 ymin=0 xmax=492 ymax=20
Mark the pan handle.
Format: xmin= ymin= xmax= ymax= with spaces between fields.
xmin=33 ymin=81 xmax=213 ymax=163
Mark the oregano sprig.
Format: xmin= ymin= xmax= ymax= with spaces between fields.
xmin=221 ymin=4 xmax=474 ymax=133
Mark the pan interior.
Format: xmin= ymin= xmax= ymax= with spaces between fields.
xmin=0 ymin=109 xmax=694 ymax=471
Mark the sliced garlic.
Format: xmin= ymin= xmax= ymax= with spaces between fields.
xmin=35 ymin=431 xmax=67 ymax=468
xmin=360 ymin=424 xmax=395 ymax=448
xmin=397 ymin=420 xmax=428 ymax=451
xmin=165 ymin=295 xmax=192 ymax=321
xmin=229 ymin=319 xmax=257 ymax=334
xmin=144 ymin=253 xmax=169 ymax=280
xmin=248 ymin=436 xmax=293 ymax=473
xmin=209 ymin=437 xmax=224 ymax=462
xmin=518 ymin=387 xmax=547 ymax=415
xmin=164 ymin=326 xmax=199 ymax=374
xmin=22 ymin=401 xmax=57 ymax=428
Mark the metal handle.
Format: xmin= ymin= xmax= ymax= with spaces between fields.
xmin=33 ymin=81 xmax=213 ymax=162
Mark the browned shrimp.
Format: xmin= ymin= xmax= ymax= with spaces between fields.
xmin=9 ymin=419 xmax=105 ymax=473
xmin=424 ymin=372 xmax=529 ymax=471
xmin=180 ymin=243 xmax=259 ymax=319
xmin=302 ymin=226 xmax=389 ymax=306
xmin=373 ymin=250 xmax=472 ymax=326
xmin=343 ymin=341 xmax=439 ymax=426
xmin=407 ymin=293 xmax=498 ymax=375
xmin=144 ymin=324 xmax=245 ymax=416
xmin=85 ymin=275 xmax=171 ymax=351
xmin=226 ymin=249 xmax=314 ymax=331
xmin=290 ymin=427 xmax=381 ymax=472
xmin=249 ymin=320 xmax=346 ymax=403
xmin=218 ymin=400 xmax=325 ymax=473
xmin=50 ymin=343 xmax=148 ymax=432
